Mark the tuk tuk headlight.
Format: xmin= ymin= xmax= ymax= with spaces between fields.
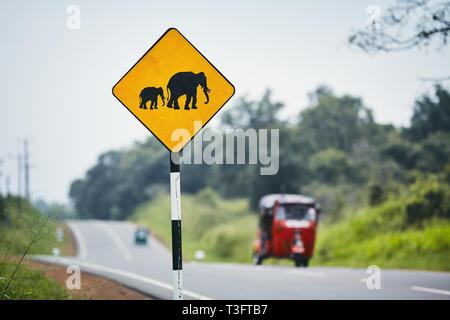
xmin=307 ymin=208 xmax=317 ymax=221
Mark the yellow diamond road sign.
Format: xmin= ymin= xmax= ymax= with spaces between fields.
xmin=112 ymin=28 xmax=235 ymax=152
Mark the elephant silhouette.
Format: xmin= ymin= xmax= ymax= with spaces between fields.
xmin=166 ymin=72 xmax=211 ymax=110
xmin=139 ymin=87 xmax=165 ymax=110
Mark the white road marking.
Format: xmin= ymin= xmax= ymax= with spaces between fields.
xmin=289 ymin=270 xmax=325 ymax=277
xmin=97 ymin=222 xmax=132 ymax=262
xmin=410 ymin=286 xmax=450 ymax=296
xmin=68 ymin=222 xmax=87 ymax=259
xmin=34 ymin=256 xmax=211 ymax=300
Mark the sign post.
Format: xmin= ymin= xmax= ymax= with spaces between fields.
xmin=112 ymin=28 xmax=234 ymax=300
xmin=170 ymin=152 xmax=183 ymax=299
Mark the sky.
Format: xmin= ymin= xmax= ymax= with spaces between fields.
xmin=0 ymin=0 xmax=449 ymax=203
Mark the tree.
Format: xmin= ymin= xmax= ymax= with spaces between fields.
xmin=69 ymin=138 xmax=169 ymax=219
xmin=217 ymin=89 xmax=288 ymax=207
xmin=406 ymin=85 xmax=450 ymax=140
xmin=221 ymin=89 xmax=284 ymax=130
xmin=382 ymin=87 xmax=450 ymax=173
xmin=369 ymin=183 xmax=386 ymax=206
xmin=309 ymin=148 xmax=353 ymax=184
xmin=297 ymin=86 xmax=377 ymax=153
xmin=349 ymin=0 xmax=450 ymax=55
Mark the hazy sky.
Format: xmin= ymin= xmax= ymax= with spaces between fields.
xmin=1 ymin=0 xmax=449 ymax=203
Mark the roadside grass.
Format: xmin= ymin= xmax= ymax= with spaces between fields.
xmin=0 ymin=261 xmax=68 ymax=300
xmin=313 ymin=200 xmax=450 ymax=271
xmin=0 ymin=197 xmax=72 ymax=257
xmin=131 ymin=188 xmax=257 ymax=263
xmin=0 ymin=196 xmax=75 ymax=299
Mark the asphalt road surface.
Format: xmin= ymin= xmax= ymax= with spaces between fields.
xmin=35 ymin=220 xmax=450 ymax=300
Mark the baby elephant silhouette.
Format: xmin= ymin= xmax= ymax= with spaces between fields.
xmin=139 ymin=87 xmax=165 ymax=110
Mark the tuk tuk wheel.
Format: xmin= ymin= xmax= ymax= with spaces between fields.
xmin=253 ymin=254 xmax=263 ymax=266
xmin=294 ymin=255 xmax=309 ymax=268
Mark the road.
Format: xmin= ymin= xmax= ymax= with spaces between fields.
xmin=35 ymin=220 xmax=450 ymax=300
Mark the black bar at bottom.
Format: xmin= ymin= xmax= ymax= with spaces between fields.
xmin=171 ymin=219 xmax=182 ymax=270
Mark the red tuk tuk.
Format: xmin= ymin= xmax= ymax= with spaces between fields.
xmin=252 ymin=194 xmax=320 ymax=267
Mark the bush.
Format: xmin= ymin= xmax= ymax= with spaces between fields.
xmin=314 ymin=175 xmax=450 ymax=271
xmin=0 ymin=262 xmax=68 ymax=300
xmin=406 ymin=175 xmax=450 ymax=224
xmin=0 ymin=197 xmax=73 ymax=300
xmin=0 ymin=199 xmax=58 ymax=256
xmin=368 ymin=183 xmax=385 ymax=206
xmin=310 ymin=148 xmax=353 ymax=183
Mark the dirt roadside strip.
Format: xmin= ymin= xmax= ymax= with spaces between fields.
xmin=25 ymin=223 xmax=154 ymax=300
xmin=23 ymin=260 xmax=152 ymax=300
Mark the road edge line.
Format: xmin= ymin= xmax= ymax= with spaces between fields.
xmin=410 ymin=286 xmax=450 ymax=296
xmin=67 ymin=222 xmax=87 ymax=259
xmin=32 ymin=256 xmax=212 ymax=300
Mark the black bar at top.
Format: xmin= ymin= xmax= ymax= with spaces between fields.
xmin=170 ymin=152 xmax=180 ymax=173
xmin=171 ymin=220 xmax=182 ymax=270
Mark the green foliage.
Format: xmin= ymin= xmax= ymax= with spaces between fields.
xmin=406 ymin=85 xmax=450 ymax=141
xmin=0 ymin=197 xmax=63 ymax=256
xmin=406 ymin=174 xmax=450 ymax=224
xmin=33 ymin=199 xmax=78 ymax=220
xmin=69 ymin=140 xmax=169 ymax=219
xmin=310 ymin=148 xmax=353 ymax=183
xmin=298 ymin=86 xmax=378 ymax=153
xmin=368 ymin=183 xmax=385 ymax=206
xmin=221 ymin=89 xmax=284 ymax=130
xmin=131 ymin=189 xmax=257 ymax=263
xmin=314 ymin=176 xmax=450 ymax=271
xmin=0 ymin=195 xmax=5 ymax=221
xmin=418 ymin=132 xmax=450 ymax=171
xmin=315 ymin=221 xmax=450 ymax=270
xmin=382 ymin=132 xmax=450 ymax=172
xmin=0 ymin=197 xmax=73 ymax=300
xmin=0 ymin=262 xmax=68 ymax=300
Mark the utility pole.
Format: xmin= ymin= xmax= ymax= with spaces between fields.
xmin=6 ymin=174 xmax=11 ymax=196
xmin=17 ymin=154 xmax=22 ymax=198
xmin=0 ymin=158 xmax=12 ymax=196
xmin=0 ymin=158 xmax=3 ymax=196
xmin=23 ymin=139 xmax=30 ymax=200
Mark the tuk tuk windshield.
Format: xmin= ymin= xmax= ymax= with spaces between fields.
xmin=275 ymin=204 xmax=314 ymax=221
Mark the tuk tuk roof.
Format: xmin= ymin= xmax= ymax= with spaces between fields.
xmin=259 ymin=194 xmax=315 ymax=209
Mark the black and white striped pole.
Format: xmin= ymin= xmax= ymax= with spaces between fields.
xmin=170 ymin=152 xmax=183 ymax=300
